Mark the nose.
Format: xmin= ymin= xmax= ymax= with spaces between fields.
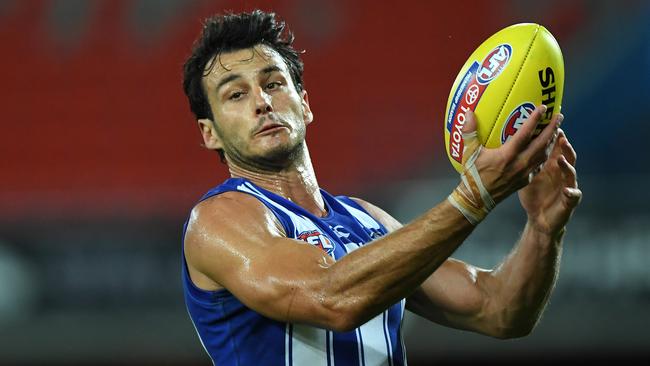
xmin=254 ymin=88 xmax=273 ymax=116
xmin=256 ymin=104 xmax=272 ymax=115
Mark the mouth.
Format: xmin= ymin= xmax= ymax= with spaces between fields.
xmin=255 ymin=122 xmax=288 ymax=136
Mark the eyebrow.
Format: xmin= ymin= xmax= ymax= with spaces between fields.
xmin=215 ymin=73 xmax=241 ymax=92
xmin=215 ymin=65 xmax=283 ymax=92
xmin=261 ymin=65 xmax=282 ymax=75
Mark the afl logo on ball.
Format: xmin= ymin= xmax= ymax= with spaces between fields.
xmin=501 ymin=102 xmax=535 ymax=144
xmin=477 ymin=44 xmax=512 ymax=85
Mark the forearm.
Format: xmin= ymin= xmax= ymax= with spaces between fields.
xmin=321 ymin=200 xmax=474 ymax=329
xmin=486 ymin=221 xmax=564 ymax=336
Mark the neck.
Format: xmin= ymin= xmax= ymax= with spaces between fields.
xmin=227 ymin=144 xmax=326 ymax=217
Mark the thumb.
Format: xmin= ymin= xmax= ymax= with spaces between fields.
xmin=461 ymin=111 xmax=481 ymax=167
xmin=462 ymin=110 xmax=478 ymax=135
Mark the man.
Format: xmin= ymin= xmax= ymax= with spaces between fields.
xmin=181 ymin=10 xmax=581 ymax=366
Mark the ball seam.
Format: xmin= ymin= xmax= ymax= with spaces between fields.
xmin=487 ymin=25 xmax=540 ymax=144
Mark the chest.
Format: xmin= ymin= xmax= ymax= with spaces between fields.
xmin=290 ymin=211 xmax=387 ymax=260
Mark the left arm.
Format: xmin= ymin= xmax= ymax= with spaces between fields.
xmin=407 ymin=222 xmax=565 ymax=339
xmin=356 ymin=126 xmax=581 ymax=339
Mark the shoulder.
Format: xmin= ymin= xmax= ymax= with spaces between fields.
xmin=183 ymin=191 xmax=285 ymax=291
xmin=348 ymin=197 xmax=403 ymax=232
xmin=188 ymin=190 xmax=284 ymax=238
xmin=185 ymin=191 xmax=285 ymax=261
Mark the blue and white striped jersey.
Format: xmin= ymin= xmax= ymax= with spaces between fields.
xmin=182 ymin=178 xmax=406 ymax=365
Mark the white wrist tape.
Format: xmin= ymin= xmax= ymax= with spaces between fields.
xmin=447 ymin=131 xmax=495 ymax=225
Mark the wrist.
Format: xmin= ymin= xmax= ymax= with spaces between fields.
xmin=525 ymin=217 xmax=566 ymax=241
xmin=447 ymin=173 xmax=495 ymax=226
xmin=449 ymin=123 xmax=496 ymax=225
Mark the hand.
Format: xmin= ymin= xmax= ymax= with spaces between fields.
xmin=518 ymin=125 xmax=582 ymax=234
xmin=464 ymin=105 xmax=562 ymax=204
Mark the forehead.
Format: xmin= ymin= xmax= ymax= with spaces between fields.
xmin=203 ymin=45 xmax=290 ymax=87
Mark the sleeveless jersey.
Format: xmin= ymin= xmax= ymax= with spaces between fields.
xmin=182 ymin=178 xmax=406 ymax=366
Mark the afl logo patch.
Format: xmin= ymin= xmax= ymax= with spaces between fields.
xmin=502 ymin=102 xmax=535 ymax=144
xmin=297 ymin=230 xmax=334 ymax=255
xmin=477 ymin=44 xmax=512 ymax=85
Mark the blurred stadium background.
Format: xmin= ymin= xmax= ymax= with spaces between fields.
xmin=1 ymin=0 xmax=649 ymax=364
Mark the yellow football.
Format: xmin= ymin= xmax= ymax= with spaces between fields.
xmin=444 ymin=23 xmax=564 ymax=173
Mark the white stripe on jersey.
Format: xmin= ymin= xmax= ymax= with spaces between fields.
xmin=291 ymin=324 xmax=329 ymax=366
xmin=383 ymin=312 xmax=394 ymax=366
xmin=338 ymin=201 xmax=382 ymax=231
xmin=328 ymin=330 xmax=335 ymax=366
xmin=238 ymin=182 xmax=317 ymax=236
xmin=343 ymin=241 xmax=362 ymax=253
xmin=285 ymin=324 xmax=291 ymax=366
xmin=399 ymin=300 xmax=407 ymax=366
xmin=359 ymin=312 xmax=391 ymax=365
xmin=355 ymin=328 xmax=364 ymax=366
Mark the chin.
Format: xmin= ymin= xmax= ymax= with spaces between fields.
xmin=256 ymin=140 xmax=304 ymax=167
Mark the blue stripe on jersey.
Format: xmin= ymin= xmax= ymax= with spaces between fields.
xmin=182 ymin=178 xmax=406 ymax=366
xmin=394 ymin=301 xmax=407 ymax=365
xmin=326 ymin=331 xmax=332 ymax=366
xmin=332 ymin=328 xmax=361 ymax=366
xmin=389 ymin=300 xmax=406 ymax=365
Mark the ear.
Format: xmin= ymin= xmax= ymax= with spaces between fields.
xmin=300 ymin=90 xmax=314 ymax=125
xmin=197 ymin=118 xmax=223 ymax=150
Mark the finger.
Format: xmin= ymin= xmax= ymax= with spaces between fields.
xmin=527 ymin=113 xmax=561 ymax=158
xmin=549 ymin=128 xmax=566 ymax=159
xmin=558 ymin=155 xmax=578 ymax=188
xmin=560 ymin=134 xmax=577 ymax=166
xmin=507 ymin=104 xmax=547 ymax=151
xmin=522 ymin=113 xmax=562 ymax=167
xmin=544 ymin=124 xmax=563 ymax=159
xmin=528 ymin=164 xmax=543 ymax=183
xmin=563 ymin=187 xmax=583 ymax=207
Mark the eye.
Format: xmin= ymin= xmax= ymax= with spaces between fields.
xmin=266 ymin=81 xmax=281 ymax=90
xmin=229 ymin=91 xmax=245 ymax=100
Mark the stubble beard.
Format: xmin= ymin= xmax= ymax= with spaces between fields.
xmin=224 ymin=125 xmax=307 ymax=173
xmin=256 ymin=128 xmax=306 ymax=171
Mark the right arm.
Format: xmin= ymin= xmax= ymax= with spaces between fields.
xmin=185 ymin=106 xmax=558 ymax=332
xmin=185 ymin=192 xmax=473 ymax=332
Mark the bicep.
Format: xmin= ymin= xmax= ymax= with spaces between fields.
xmin=407 ymin=258 xmax=493 ymax=333
xmin=184 ymin=193 xmax=338 ymax=328
xmin=349 ymin=197 xmax=495 ymax=333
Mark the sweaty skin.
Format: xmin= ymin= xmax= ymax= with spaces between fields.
xmin=184 ymin=44 xmax=581 ymax=336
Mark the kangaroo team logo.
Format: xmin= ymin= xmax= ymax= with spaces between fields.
xmin=297 ymin=230 xmax=334 ymax=254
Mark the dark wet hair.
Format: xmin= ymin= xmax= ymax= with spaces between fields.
xmin=182 ymin=10 xmax=304 ymax=122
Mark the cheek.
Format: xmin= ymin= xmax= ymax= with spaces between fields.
xmin=219 ymin=102 xmax=245 ymax=119
xmin=213 ymin=120 xmax=246 ymax=149
xmin=275 ymin=93 xmax=304 ymax=117
xmin=217 ymin=105 xmax=251 ymax=128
